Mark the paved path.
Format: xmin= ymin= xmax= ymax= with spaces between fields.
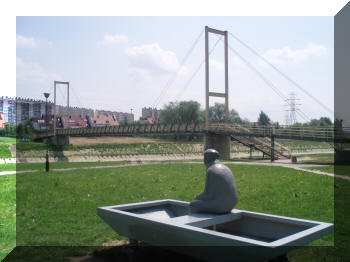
xmin=0 ymin=171 xmax=16 ymax=176
xmin=218 ymin=160 xmax=350 ymax=181
xmin=0 ymin=170 xmax=36 ymax=176
xmin=0 ymin=158 xmax=16 ymax=164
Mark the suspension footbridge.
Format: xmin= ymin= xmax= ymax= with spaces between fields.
xmin=38 ymin=26 xmax=338 ymax=160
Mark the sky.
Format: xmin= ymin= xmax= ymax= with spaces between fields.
xmin=15 ymin=16 xmax=334 ymax=123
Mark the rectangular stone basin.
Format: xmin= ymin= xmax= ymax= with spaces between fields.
xmin=98 ymin=199 xmax=333 ymax=262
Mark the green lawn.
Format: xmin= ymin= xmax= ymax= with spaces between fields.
xmin=0 ymin=137 xmax=16 ymax=144
xmin=0 ymin=164 xmax=16 ymax=172
xmin=10 ymin=163 xmax=336 ymax=262
xmin=288 ymin=177 xmax=350 ymax=262
xmin=0 ymin=137 xmax=16 ymax=159
xmin=0 ymin=144 xmax=12 ymax=159
xmin=276 ymin=139 xmax=333 ymax=151
xmin=0 ymin=175 xmax=16 ymax=261
xmin=297 ymin=153 xmax=334 ymax=165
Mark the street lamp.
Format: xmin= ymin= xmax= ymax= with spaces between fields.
xmin=130 ymin=108 xmax=133 ymax=123
xmin=44 ymin=92 xmax=50 ymax=172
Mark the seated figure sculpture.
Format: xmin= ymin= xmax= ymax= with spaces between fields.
xmin=189 ymin=149 xmax=238 ymax=214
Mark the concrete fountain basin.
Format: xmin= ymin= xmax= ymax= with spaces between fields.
xmin=98 ymin=199 xmax=333 ymax=262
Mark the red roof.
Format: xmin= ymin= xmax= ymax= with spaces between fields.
xmin=66 ymin=115 xmax=88 ymax=128
xmin=90 ymin=114 xmax=119 ymax=126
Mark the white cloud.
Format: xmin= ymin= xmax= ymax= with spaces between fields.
xmin=99 ymin=34 xmax=128 ymax=45
xmin=261 ymin=43 xmax=327 ymax=65
xmin=16 ymin=57 xmax=60 ymax=84
xmin=16 ymin=34 xmax=37 ymax=48
xmin=125 ymin=43 xmax=181 ymax=74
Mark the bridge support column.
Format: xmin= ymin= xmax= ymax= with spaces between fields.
xmin=50 ymin=135 xmax=70 ymax=146
xmin=204 ymin=133 xmax=231 ymax=160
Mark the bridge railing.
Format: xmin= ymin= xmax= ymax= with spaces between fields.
xmin=37 ymin=122 xmax=335 ymax=142
xmin=206 ymin=123 xmax=334 ymax=140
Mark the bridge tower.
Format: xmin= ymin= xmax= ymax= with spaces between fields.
xmin=204 ymin=26 xmax=231 ymax=159
xmin=52 ymin=80 xmax=70 ymax=146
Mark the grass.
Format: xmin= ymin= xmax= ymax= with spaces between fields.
xmin=0 ymin=175 xmax=16 ymax=261
xmin=0 ymin=137 xmax=16 ymax=143
xmin=16 ymin=141 xmax=204 ymax=158
xmin=11 ymin=163 xmax=335 ymax=262
xmin=276 ymin=139 xmax=333 ymax=151
xmin=0 ymin=144 xmax=12 ymax=159
xmin=297 ymin=153 xmax=334 ymax=165
xmin=0 ymin=164 xmax=16 ymax=172
xmin=288 ymin=177 xmax=350 ymax=262
xmin=0 ymin=137 xmax=16 ymax=159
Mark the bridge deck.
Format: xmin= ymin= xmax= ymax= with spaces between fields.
xmin=35 ymin=123 xmax=335 ymax=142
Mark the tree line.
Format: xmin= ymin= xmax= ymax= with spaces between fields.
xmin=158 ymin=100 xmax=333 ymax=127
xmin=0 ymin=120 xmax=35 ymax=139
xmin=159 ymin=101 xmax=250 ymax=125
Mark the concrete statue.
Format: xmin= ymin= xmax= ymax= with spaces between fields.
xmin=189 ymin=149 xmax=238 ymax=214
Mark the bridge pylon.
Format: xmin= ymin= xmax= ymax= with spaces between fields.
xmin=204 ymin=133 xmax=231 ymax=159
xmin=204 ymin=26 xmax=231 ymax=159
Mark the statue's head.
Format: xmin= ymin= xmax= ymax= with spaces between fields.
xmin=204 ymin=149 xmax=219 ymax=166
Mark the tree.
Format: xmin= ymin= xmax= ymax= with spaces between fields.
xmin=229 ymin=109 xmax=242 ymax=123
xmin=257 ymin=110 xmax=271 ymax=126
xmin=320 ymin=117 xmax=332 ymax=125
xmin=209 ymin=103 xmax=225 ymax=122
xmin=178 ymin=101 xmax=201 ymax=124
xmin=208 ymin=103 xmax=243 ymax=123
xmin=308 ymin=117 xmax=333 ymax=127
xmin=4 ymin=123 xmax=11 ymax=136
xmin=16 ymin=123 xmax=24 ymax=138
xmin=160 ymin=102 xmax=181 ymax=124
xmin=4 ymin=123 xmax=16 ymax=137
xmin=16 ymin=120 xmax=34 ymax=140
xmin=160 ymin=101 xmax=201 ymax=124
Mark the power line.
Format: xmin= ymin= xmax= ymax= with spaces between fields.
xmin=175 ymin=35 xmax=223 ymax=101
xmin=228 ymin=31 xmax=333 ymax=116
xmin=152 ymin=28 xmax=205 ymax=108
xmin=226 ymin=41 xmax=311 ymax=122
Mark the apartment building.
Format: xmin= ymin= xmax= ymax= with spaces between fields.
xmin=142 ymin=107 xmax=160 ymax=120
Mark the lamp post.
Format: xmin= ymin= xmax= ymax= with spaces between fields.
xmin=44 ymin=92 xmax=50 ymax=172
xmin=130 ymin=108 xmax=133 ymax=123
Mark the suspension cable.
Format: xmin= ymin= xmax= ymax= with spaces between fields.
xmin=228 ymin=31 xmax=333 ymax=116
xmin=56 ymin=85 xmax=66 ymax=106
xmin=152 ymin=28 xmax=205 ymax=108
xmin=70 ymin=84 xmax=86 ymax=109
xmin=175 ymin=35 xmax=223 ymax=101
xmin=226 ymin=42 xmax=311 ymax=122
